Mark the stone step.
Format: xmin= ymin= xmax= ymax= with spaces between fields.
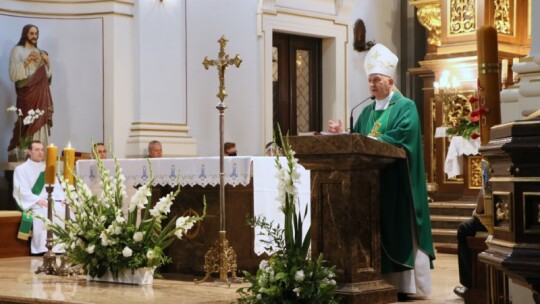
xmin=430 ymin=215 xmax=470 ymax=230
xmin=432 ymin=228 xmax=457 ymax=236
xmin=430 ymin=215 xmax=471 ymax=222
xmin=429 ymin=199 xmax=476 ymax=249
xmin=431 ymin=228 xmax=457 ymax=244
xmin=429 ymin=202 xmax=476 ymax=217
xmin=434 ymin=242 xmax=458 ymax=255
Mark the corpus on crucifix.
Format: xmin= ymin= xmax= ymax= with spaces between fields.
xmin=202 ymin=35 xmax=242 ymax=102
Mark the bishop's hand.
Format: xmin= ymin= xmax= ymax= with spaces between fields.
xmin=327 ymin=119 xmax=343 ymax=134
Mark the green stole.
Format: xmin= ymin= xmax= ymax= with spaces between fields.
xmin=17 ymin=171 xmax=45 ymax=240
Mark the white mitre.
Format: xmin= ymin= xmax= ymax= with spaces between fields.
xmin=364 ymin=44 xmax=398 ymax=78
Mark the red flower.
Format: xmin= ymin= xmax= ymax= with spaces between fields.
xmin=469 ymin=96 xmax=479 ymax=104
xmin=471 ymin=107 xmax=487 ymax=117
xmin=471 ymin=133 xmax=480 ymax=140
xmin=471 ymin=115 xmax=480 ymax=123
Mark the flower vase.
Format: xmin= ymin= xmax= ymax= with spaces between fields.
xmin=8 ymin=148 xmax=27 ymax=162
xmin=16 ymin=148 xmax=26 ymax=161
xmin=88 ymin=267 xmax=155 ymax=285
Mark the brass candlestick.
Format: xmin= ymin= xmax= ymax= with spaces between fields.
xmin=56 ymin=201 xmax=81 ymax=276
xmin=195 ymin=35 xmax=242 ymax=286
xmin=35 ymin=185 xmax=58 ymax=275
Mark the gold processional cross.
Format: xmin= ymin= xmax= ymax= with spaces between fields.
xmin=195 ymin=35 xmax=242 ymax=286
xmin=202 ymin=36 xmax=242 ymax=102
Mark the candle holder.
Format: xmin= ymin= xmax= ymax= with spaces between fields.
xmin=56 ymin=201 xmax=82 ymax=276
xmin=35 ymin=185 xmax=58 ymax=275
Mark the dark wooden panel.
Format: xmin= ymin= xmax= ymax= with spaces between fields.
xmin=161 ymin=183 xmax=264 ymax=276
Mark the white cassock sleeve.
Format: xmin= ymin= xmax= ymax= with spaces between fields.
xmin=13 ymin=165 xmax=42 ymax=211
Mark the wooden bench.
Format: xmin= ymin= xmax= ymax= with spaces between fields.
xmin=0 ymin=211 xmax=30 ymax=258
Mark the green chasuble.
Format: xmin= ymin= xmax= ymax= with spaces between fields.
xmin=353 ymin=92 xmax=435 ymax=273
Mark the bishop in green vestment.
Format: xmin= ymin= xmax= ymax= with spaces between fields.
xmin=329 ymin=44 xmax=435 ymax=298
xmin=354 ymin=91 xmax=435 ymax=274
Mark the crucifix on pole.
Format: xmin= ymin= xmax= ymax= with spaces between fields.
xmin=195 ymin=35 xmax=242 ymax=286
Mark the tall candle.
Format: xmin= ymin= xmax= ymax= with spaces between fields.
xmin=63 ymin=143 xmax=75 ymax=185
xmin=45 ymin=144 xmax=57 ymax=184
xmin=476 ymin=26 xmax=502 ymax=145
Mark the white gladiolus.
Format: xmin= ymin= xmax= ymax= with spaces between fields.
xmin=150 ymin=194 xmax=174 ymax=217
xmin=129 ymin=185 xmax=151 ymax=212
xmin=122 ymin=246 xmax=133 ymax=257
xmin=293 ymin=287 xmax=301 ymax=297
xmin=146 ymin=250 xmax=155 ymax=260
xmin=174 ymin=228 xmax=184 ymax=239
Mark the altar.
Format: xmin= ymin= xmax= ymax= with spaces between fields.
xmin=76 ymin=157 xmax=310 ymax=274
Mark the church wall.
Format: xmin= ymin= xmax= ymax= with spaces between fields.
xmin=347 ymin=0 xmax=401 ymax=118
xmin=186 ymin=0 xmax=261 ymax=157
xmin=103 ymin=15 xmax=136 ymax=158
xmin=184 ymin=0 xmax=401 ymax=156
xmin=0 ymin=0 xmax=404 ymax=160
xmin=135 ymin=0 xmax=186 ymax=124
xmin=0 ymin=15 xmax=104 ymax=160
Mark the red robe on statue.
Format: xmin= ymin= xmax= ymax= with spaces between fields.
xmin=8 ymin=63 xmax=53 ymax=151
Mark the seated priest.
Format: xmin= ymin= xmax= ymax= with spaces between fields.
xmin=328 ymin=44 xmax=436 ymax=300
xmin=148 ymin=140 xmax=163 ymax=158
xmin=93 ymin=142 xmax=108 ymax=159
xmin=13 ymin=140 xmax=67 ymax=254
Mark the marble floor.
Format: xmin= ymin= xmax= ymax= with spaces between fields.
xmin=0 ymin=253 xmax=464 ymax=303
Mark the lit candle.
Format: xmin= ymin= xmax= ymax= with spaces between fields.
xmin=63 ymin=142 xmax=75 ymax=185
xmin=45 ymin=144 xmax=57 ymax=185
xmin=501 ymin=59 xmax=508 ymax=84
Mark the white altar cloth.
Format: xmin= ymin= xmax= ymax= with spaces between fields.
xmin=76 ymin=157 xmax=310 ymax=255
xmin=444 ymin=136 xmax=480 ymax=179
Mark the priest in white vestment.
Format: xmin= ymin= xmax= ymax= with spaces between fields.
xmin=13 ymin=140 xmax=67 ymax=254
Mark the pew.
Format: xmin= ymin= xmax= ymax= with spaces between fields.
xmin=0 ymin=211 xmax=30 ymax=258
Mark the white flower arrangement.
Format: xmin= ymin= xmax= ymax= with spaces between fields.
xmin=238 ymin=128 xmax=337 ymax=303
xmin=6 ymin=106 xmax=45 ymax=150
xmin=44 ymin=151 xmax=205 ymax=279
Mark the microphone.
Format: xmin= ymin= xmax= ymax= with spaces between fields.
xmin=350 ymin=95 xmax=375 ymax=133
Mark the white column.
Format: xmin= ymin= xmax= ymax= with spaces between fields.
xmin=125 ymin=0 xmax=197 ymax=158
xmin=500 ymin=0 xmax=540 ymax=123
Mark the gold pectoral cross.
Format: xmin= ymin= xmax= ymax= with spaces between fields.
xmin=202 ymin=35 xmax=242 ymax=102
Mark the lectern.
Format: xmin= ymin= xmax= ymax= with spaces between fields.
xmin=289 ymin=134 xmax=406 ymax=304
